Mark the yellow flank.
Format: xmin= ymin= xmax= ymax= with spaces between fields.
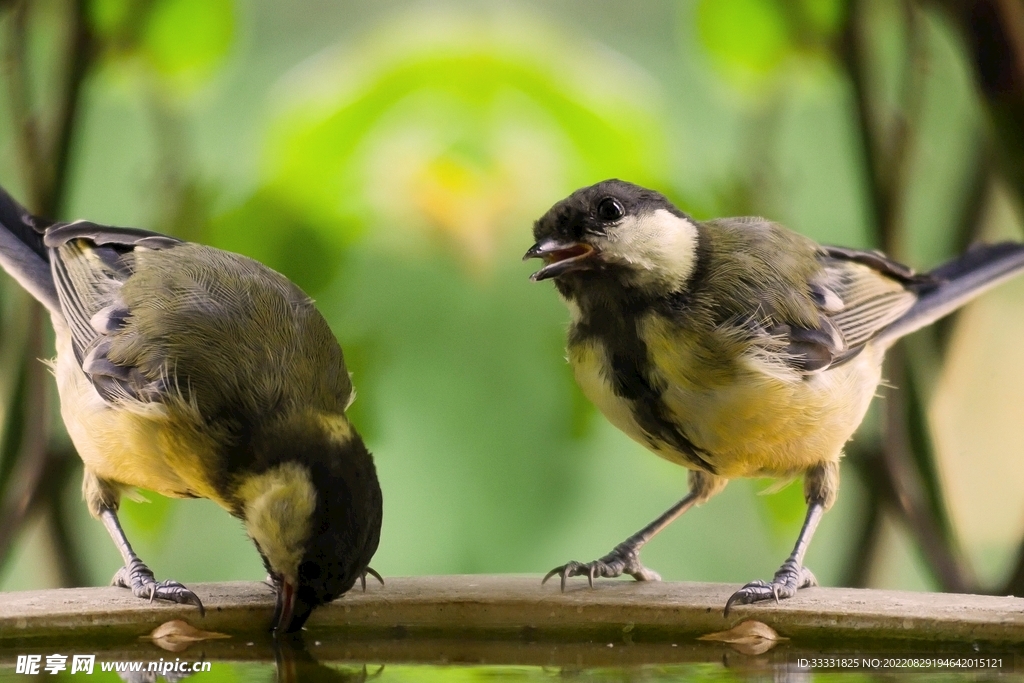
xmin=236 ymin=462 xmax=317 ymax=583
xmin=570 ymin=314 xmax=884 ymax=480
xmin=52 ymin=310 xmax=323 ymax=583
xmin=52 ymin=307 xmax=351 ymax=528
xmin=52 ymin=324 xmax=229 ymax=509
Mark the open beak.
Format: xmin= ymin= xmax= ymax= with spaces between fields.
xmin=273 ymin=579 xmax=297 ymax=633
xmin=523 ymin=239 xmax=597 ymax=281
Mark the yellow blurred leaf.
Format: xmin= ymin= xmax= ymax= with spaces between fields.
xmin=699 ymin=619 xmax=788 ymax=655
xmin=262 ymin=10 xmax=668 ymax=275
xmin=142 ymin=620 xmax=230 ymax=653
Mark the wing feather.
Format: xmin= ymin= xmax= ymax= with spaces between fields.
xmin=750 ymin=246 xmax=924 ymax=375
xmin=46 ymin=221 xmax=183 ymax=403
xmin=820 ymin=250 xmax=922 ymax=352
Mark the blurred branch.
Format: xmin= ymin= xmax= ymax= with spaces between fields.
xmin=0 ymin=450 xmax=85 ymax=589
xmin=841 ymin=0 xmax=927 ymax=254
xmin=932 ymin=0 xmax=1024 ymax=597
xmin=46 ymin=0 xmax=93 ymax=217
xmin=935 ymin=0 xmax=1024 ymax=202
xmin=0 ymin=0 xmax=95 ymax=586
xmin=884 ymin=350 xmax=974 ymax=590
xmin=839 ymin=0 xmax=975 ymax=592
xmin=5 ymin=0 xmax=93 ymax=215
xmin=847 ymin=427 xmax=972 ymax=592
xmin=3 ymin=1 xmax=46 ymax=208
xmin=0 ymin=304 xmax=49 ymax=560
xmin=38 ymin=450 xmax=87 ymax=588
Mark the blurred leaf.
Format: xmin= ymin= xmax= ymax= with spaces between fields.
xmin=755 ymin=476 xmax=806 ymax=544
xmin=699 ymin=619 xmax=788 ymax=655
xmin=695 ymin=0 xmax=847 ymax=92
xmin=799 ymin=0 xmax=848 ymax=36
xmin=205 ymin=191 xmax=346 ymax=296
xmin=142 ymin=619 xmax=230 ymax=652
xmin=232 ymin=11 xmax=675 ymax=577
xmin=697 ymin=0 xmax=791 ymax=78
xmin=142 ymin=0 xmax=233 ymax=87
xmin=86 ymin=0 xmax=134 ymax=37
xmin=262 ymin=12 xmax=668 ymax=274
xmin=120 ymin=493 xmax=174 ymax=538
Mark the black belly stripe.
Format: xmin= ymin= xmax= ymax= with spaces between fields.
xmin=572 ymin=296 xmax=716 ymax=474
xmin=609 ymin=348 xmax=716 ymax=473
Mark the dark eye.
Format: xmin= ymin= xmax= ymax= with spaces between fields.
xmin=597 ymin=197 xmax=624 ymax=222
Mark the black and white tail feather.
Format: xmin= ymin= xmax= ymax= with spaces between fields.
xmin=0 ymin=186 xmax=58 ymax=312
xmin=874 ymin=242 xmax=1024 ymax=349
xmin=0 ymin=186 xmax=185 ymax=404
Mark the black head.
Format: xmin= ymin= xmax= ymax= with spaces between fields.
xmin=279 ymin=436 xmax=382 ymax=633
xmin=245 ymin=424 xmax=383 ymax=635
xmin=525 ymin=179 xmax=700 ymax=296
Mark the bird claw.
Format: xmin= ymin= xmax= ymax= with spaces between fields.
xmin=542 ymin=543 xmax=661 ymax=592
xmin=724 ymin=559 xmax=816 ymax=616
xmin=111 ymin=558 xmax=205 ymax=616
xmin=359 ymin=566 xmax=384 ymax=592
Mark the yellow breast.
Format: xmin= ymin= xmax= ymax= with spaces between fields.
xmin=569 ymin=314 xmax=884 ymax=479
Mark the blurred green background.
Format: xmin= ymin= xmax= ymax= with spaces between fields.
xmin=1 ymin=0 xmax=1023 ymax=602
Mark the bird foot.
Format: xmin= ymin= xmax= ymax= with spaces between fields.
xmin=359 ymin=566 xmax=384 ymax=591
xmin=111 ymin=558 xmax=205 ymax=615
xmin=724 ymin=559 xmax=816 ymax=616
xmin=543 ymin=542 xmax=661 ymax=591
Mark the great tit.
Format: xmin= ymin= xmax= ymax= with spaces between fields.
xmin=0 ymin=186 xmax=383 ymax=633
xmin=526 ymin=179 xmax=1024 ymax=612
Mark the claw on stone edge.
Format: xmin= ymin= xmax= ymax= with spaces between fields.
xmin=184 ymin=590 xmax=206 ymax=617
xmin=722 ymin=593 xmax=740 ymax=618
xmin=360 ymin=567 xmax=385 ymax=592
xmin=723 ymin=587 xmax=759 ymax=618
xmin=541 ymin=565 xmax=571 ymax=593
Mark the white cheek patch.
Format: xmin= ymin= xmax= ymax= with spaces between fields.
xmin=598 ymin=208 xmax=699 ymax=290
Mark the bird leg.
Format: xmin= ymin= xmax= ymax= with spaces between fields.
xmin=544 ymin=470 xmax=725 ymax=591
xmin=724 ymin=461 xmax=838 ymax=615
xmin=723 ymin=501 xmax=822 ymax=614
xmin=100 ymin=506 xmax=205 ymax=614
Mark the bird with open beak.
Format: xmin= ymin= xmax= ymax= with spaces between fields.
xmin=526 ymin=179 xmax=1024 ymax=612
xmin=0 ymin=186 xmax=382 ymax=633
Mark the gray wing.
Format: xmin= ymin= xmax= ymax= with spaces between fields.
xmin=45 ymin=220 xmax=184 ymax=402
xmin=818 ymin=246 xmax=929 ymax=353
xmin=773 ymin=246 xmax=927 ymax=374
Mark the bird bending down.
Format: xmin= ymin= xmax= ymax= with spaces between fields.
xmin=0 ymin=186 xmax=382 ymax=633
xmin=525 ymin=179 xmax=1024 ymax=613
